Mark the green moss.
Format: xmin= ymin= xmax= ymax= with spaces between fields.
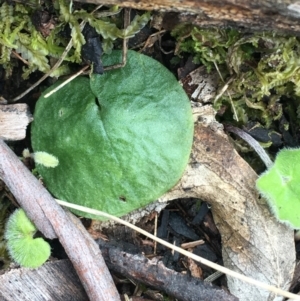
xmin=173 ymin=26 xmax=300 ymax=134
xmin=0 ymin=0 xmax=150 ymax=79
xmin=173 ymin=25 xmax=241 ymax=71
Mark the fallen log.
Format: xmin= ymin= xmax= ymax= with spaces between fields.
xmin=98 ymin=239 xmax=238 ymax=301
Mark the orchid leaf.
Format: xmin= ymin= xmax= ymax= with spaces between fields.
xmin=31 ymin=50 xmax=194 ymax=219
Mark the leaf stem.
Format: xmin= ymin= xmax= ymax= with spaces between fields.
xmin=225 ymin=125 xmax=273 ymax=168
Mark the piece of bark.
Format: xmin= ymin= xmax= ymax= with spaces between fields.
xmin=289 ymin=260 xmax=300 ymax=293
xmin=98 ymin=239 xmax=238 ymax=301
xmin=75 ymin=0 xmax=300 ymax=36
xmin=0 ymin=260 xmax=88 ymax=301
xmin=0 ymin=104 xmax=33 ymax=141
xmin=0 ymin=139 xmax=120 ymax=301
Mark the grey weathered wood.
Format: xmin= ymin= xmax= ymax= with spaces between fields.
xmin=0 ymin=104 xmax=32 ymax=141
xmin=0 ymin=260 xmax=88 ymax=301
xmin=0 ymin=139 xmax=121 ymax=301
xmin=98 ymin=240 xmax=238 ymax=301
xmin=75 ymin=0 xmax=300 ymax=35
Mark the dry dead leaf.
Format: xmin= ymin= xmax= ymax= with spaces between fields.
xmin=160 ymin=106 xmax=295 ymax=301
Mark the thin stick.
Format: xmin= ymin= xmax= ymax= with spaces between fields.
xmin=214 ymin=76 xmax=234 ymax=102
xmin=44 ymin=65 xmax=89 ymax=98
xmin=225 ymin=125 xmax=273 ymax=168
xmin=12 ymin=50 xmax=29 ymax=65
xmin=11 ymin=38 xmax=75 ymax=102
xmin=56 ymin=199 xmax=300 ymax=301
xmin=104 ymin=8 xmax=130 ymax=71
xmin=213 ymin=61 xmax=238 ymax=121
xmin=153 ymin=212 xmax=158 ymax=255
xmin=136 ymin=30 xmax=167 ymax=53
xmin=181 ymin=240 xmax=205 ymax=249
xmin=204 ymin=271 xmax=224 ymax=283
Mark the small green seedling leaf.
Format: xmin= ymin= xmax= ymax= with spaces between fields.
xmin=32 ymin=151 xmax=59 ymax=168
xmin=22 ymin=149 xmax=59 ymax=168
xmin=256 ymin=148 xmax=300 ymax=229
xmin=31 ymin=50 xmax=194 ymax=219
xmin=5 ymin=209 xmax=51 ymax=268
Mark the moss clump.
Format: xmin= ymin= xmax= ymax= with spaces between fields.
xmin=173 ymin=26 xmax=300 ymax=131
xmin=0 ymin=0 xmax=150 ymax=79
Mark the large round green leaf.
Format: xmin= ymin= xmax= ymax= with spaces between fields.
xmin=31 ymin=50 xmax=194 ymax=219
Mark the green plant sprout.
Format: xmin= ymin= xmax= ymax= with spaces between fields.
xmin=5 ymin=209 xmax=51 ymax=268
xmin=23 ymin=149 xmax=59 ymax=168
xmin=256 ymin=148 xmax=300 ymax=229
xmin=31 ymin=50 xmax=194 ymax=220
xmin=227 ymin=125 xmax=300 ymax=229
xmin=173 ymin=26 xmax=300 ymax=130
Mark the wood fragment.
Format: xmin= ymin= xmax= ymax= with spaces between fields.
xmin=0 ymin=104 xmax=33 ymax=141
xmin=74 ymin=0 xmax=300 ymax=36
xmin=181 ymin=239 xmax=205 ymax=249
xmin=0 ymin=260 xmax=88 ymax=301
